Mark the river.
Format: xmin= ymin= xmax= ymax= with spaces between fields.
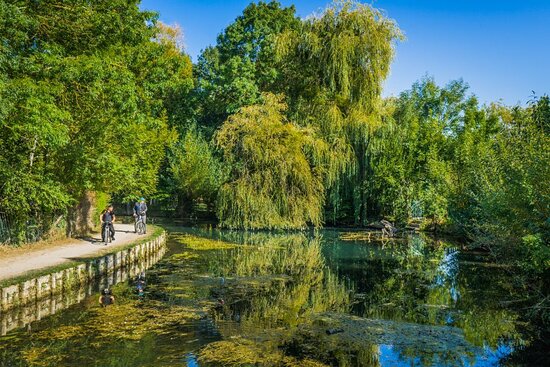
xmin=0 ymin=226 xmax=543 ymax=366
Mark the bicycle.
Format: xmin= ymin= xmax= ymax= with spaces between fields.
xmin=135 ymin=216 xmax=146 ymax=235
xmin=103 ymin=222 xmax=113 ymax=245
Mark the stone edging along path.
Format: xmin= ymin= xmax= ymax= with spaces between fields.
xmin=0 ymin=229 xmax=167 ymax=335
xmin=0 ymin=223 xmax=152 ymax=281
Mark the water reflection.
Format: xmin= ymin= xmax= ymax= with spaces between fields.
xmin=0 ymin=228 xmax=532 ymax=366
xmin=321 ymin=232 xmax=521 ymax=351
xmin=0 ymin=259 xmax=155 ymax=336
xmin=208 ymin=236 xmax=350 ymax=331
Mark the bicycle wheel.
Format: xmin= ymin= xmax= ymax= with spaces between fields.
xmin=103 ymin=225 xmax=111 ymax=245
xmin=137 ymin=221 xmax=145 ymax=235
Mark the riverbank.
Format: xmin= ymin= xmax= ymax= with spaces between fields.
xmin=0 ymin=227 xmax=167 ymax=335
xmin=0 ymin=224 xmax=158 ymax=285
xmin=1 ymin=225 xmax=548 ymax=365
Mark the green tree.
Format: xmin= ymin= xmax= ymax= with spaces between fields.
xmin=193 ymin=1 xmax=299 ymax=135
xmin=371 ymin=78 xmax=470 ymax=226
xmin=0 ymin=0 xmax=191 ymax=240
xmin=450 ymin=97 xmax=549 ymax=269
xmin=275 ymin=0 xmax=402 ymax=225
xmin=169 ymin=127 xmax=225 ymax=214
xmin=216 ymin=94 xmax=326 ymax=229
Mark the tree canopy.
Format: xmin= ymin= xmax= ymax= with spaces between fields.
xmin=216 ymin=94 xmax=325 ymax=229
xmin=0 ymin=0 xmax=192 ymax=238
xmin=1 ymin=0 xmax=548 ymax=279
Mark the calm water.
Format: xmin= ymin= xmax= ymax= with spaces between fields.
xmin=0 ymin=227 xmax=541 ymax=366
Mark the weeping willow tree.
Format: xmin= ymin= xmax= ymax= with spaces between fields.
xmin=215 ymin=93 xmax=328 ymax=229
xmin=275 ymin=0 xmax=403 ymax=225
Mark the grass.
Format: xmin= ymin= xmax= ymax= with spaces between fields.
xmin=0 ymin=225 xmax=165 ymax=288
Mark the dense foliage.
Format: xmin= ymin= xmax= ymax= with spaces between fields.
xmin=274 ymin=1 xmax=403 ymax=226
xmin=192 ymin=0 xmax=300 ymax=135
xmin=168 ymin=0 xmax=549 ymax=282
xmin=369 ymin=78 xmax=549 ymax=273
xmin=1 ymin=1 xmax=548 ymax=281
xmin=0 ymin=0 xmax=192 ymax=238
xmin=215 ymin=94 xmax=326 ymax=229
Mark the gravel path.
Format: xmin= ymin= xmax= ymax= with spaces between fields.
xmin=0 ymin=224 xmax=145 ymax=281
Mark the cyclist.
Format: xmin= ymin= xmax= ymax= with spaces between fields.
xmin=100 ymin=205 xmax=116 ymax=242
xmin=133 ymin=197 xmax=148 ymax=234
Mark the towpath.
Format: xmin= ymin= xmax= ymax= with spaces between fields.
xmin=0 ymin=224 xmax=146 ymax=281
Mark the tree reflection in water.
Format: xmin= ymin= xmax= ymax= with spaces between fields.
xmin=0 ymin=228 xmax=531 ymax=366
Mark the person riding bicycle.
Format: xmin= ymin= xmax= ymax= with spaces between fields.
xmin=133 ymin=197 xmax=148 ymax=234
xmin=100 ymin=205 xmax=116 ymax=242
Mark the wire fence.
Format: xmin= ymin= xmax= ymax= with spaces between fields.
xmin=0 ymin=212 xmax=55 ymax=245
xmin=0 ymin=212 xmax=14 ymax=244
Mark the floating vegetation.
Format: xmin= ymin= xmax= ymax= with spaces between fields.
xmin=0 ymin=229 xmax=530 ymax=366
xmin=339 ymin=231 xmax=378 ymax=242
xmin=0 ymin=283 xmax=206 ymax=366
xmin=198 ymin=337 xmax=329 ymax=367
xmin=339 ymin=230 xmax=412 ymax=244
xmin=169 ymin=251 xmax=200 ymax=261
xmin=173 ymin=234 xmax=239 ymax=250
xmin=20 ymin=346 xmax=64 ymax=367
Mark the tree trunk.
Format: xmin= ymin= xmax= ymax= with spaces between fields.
xmin=67 ymin=191 xmax=97 ymax=237
xmin=357 ymin=138 xmax=369 ymax=226
xmin=176 ymin=193 xmax=193 ymax=219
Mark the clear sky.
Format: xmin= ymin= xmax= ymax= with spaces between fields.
xmin=139 ymin=0 xmax=550 ymax=106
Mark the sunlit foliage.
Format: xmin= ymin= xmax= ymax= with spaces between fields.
xmin=192 ymin=0 xmax=300 ymax=134
xmin=169 ymin=128 xmax=225 ymax=205
xmin=275 ymin=0 xmax=403 ymax=224
xmin=0 ymin=0 xmax=192 ymax=239
xmin=216 ymin=94 xmax=326 ymax=229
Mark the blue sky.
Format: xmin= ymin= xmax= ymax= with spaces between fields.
xmin=139 ymin=0 xmax=550 ymax=106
